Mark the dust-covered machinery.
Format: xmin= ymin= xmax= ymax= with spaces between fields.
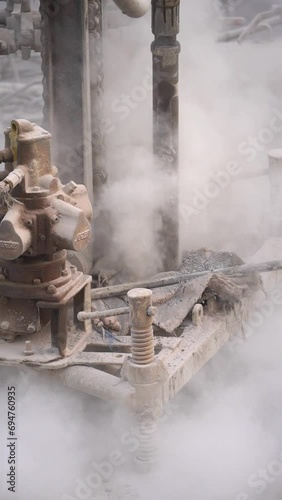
xmin=0 ymin=119 xmax=93 ymax=355
xmin=2 ymin=0 xmax=282 ymax=472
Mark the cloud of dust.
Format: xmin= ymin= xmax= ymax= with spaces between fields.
xmin=1 ymin=311 xmax=282 ymax=499
xmin=101 ymin=0 xmax=282 ymax=277
xmin=134 ymin=311 xmax=282 ymax=500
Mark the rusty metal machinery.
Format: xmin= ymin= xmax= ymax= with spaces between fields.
xmin=3 ymin=0 xmax=282 ymax=473
xmin=0 ymin=0 xmax=41 ymax=59
xmin=0 ymin=1 xmax=181 ymax=274
xmin=0 ymin=119 xmax=93 ymax=355
xmin=1 ymin=116 xmax=282 ymax=469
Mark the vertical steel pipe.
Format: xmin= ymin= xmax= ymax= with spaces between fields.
xmin=151 ymin=0 xmax=180 ymax=271
xmin=39 ymin=0 xmax=93 ymax=203
xmin=88 ymin=0 xmax=107 ymax=198
xmin=126 ymin=287 xmax=159 ymax=467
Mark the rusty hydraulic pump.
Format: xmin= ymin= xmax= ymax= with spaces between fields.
xmin=0 ymin=119 xmax=93 ymax=355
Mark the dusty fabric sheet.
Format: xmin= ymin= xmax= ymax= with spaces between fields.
xmin=152 ymin=249 xmax=246 ymax=334
xmin=153 ymin=274 xmax=213 ymax=334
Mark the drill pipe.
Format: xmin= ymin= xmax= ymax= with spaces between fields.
xmin=151 ymin=0 xmax=180 ymax=271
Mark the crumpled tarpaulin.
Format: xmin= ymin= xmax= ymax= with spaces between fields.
xmin=153 ymin=273 xmax=213 ymax=334
xmin=152 ymin=248 xmax=258 ymax=335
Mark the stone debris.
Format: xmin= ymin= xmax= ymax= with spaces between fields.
xmin=92 ymin=297 xmax=130 ymax=335
xmin=179 ymin=248 xmax=244 ymax=274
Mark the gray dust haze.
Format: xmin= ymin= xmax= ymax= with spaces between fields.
xmin=103 ymin=0 xmax=282 ymax=272
xmin=1 ymin=313 xmax=282 ymax=499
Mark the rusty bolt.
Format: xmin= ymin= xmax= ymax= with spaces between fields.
xmin=67 ymin=320 xmax=75 ymax=332
xmin=192 ymin=304 xmax=204 ymax=326
xmin=27 ymin=324 xmax=36 ymax=334
xmin=28 ymin=161 xmax=36 ymax=173
xmin=0 ymin=274 xmax=5 ymax=281
xmin=50 ymin=214 xmax=59 ymax=224
xmin=46 ymin=284 xmax=56 ymax=295
xmin=24 ymin=340 xmax=34 ymax=356
xmin=64 ymin=180 xmax=77 ymax=195
xmin=147 ymin=306 xmax=157 ymax=317
xmin=33 ymin=278 xmax=41 ymax=285
xmin=0 ymin=321 xmax=9 ymax=330
xmin=62 ymin=270 xmax=68 ymax=277
xmin=70 ymin=265 xmax=77 ymax=275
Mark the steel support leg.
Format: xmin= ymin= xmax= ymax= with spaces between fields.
xmin=122 ymin=288 xmax=168 ymax=468
xmin=40 ymin=0 xmax=93 ymax=202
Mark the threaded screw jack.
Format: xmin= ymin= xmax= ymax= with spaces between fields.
xmin=127 ymin=288 xmax=155 ymax=366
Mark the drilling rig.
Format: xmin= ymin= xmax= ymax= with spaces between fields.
xmin=1 ymin=0 xmax=282 ymax=469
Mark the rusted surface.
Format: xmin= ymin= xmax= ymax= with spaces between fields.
xmin=0 ymin=1 xmax=41 ymax=59
xmin=0 ymin=321 xmax=89 ymax=365
xmin=0 ymin=120 xmax=93 ymax=355
xmin=1 ymin=231 xmax=282 ymax=418
xmin=39 ymin=0 xmax=93 ymax=194
xmin=92 ymin=296 xmax=129 ymax=333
